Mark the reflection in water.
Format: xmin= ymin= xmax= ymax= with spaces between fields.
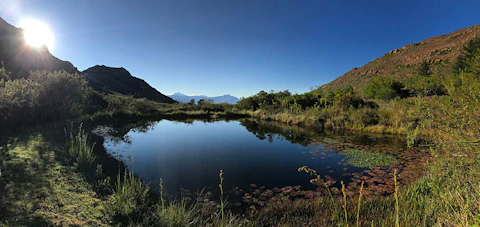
xmin=95 ymin=118 xmax=430 ymax=208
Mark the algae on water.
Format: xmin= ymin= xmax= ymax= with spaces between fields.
xmin=339 ymin=148 xmax=398 ymax=169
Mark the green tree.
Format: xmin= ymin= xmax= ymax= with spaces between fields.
xmin=364 ymin=77 xmax=406 ymax=100
xmin=197 ymin=99 xmax=213 ymax=107
xmin=404 ymin=75 xmax=446 ymax=97
xmin=236 ymin=97 xmax=259 ymax=110
xmin=455 ymin=37 xmax=480 ymax=75
xmin=418 ymin=59 xmax=433 ymax=77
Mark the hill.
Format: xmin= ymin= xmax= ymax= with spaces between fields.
xmin=169 ymin=92 xmax=239 ymax=104
xmin=0 ymin=17 xmax=78 ymax=79
xmin=0 ymin=17 xmax=175 ymax=104
xmin=322 ymin=25 xmax=480 ymax=92
xmin=82 ymin=65 xmax=176 ymax=104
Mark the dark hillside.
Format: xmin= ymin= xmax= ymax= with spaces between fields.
xmin=0 ymin=17 xmax=78 ymax=78
xmin=82 ymin=65 xmax=176 ymax=104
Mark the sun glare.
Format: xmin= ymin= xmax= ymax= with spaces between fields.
xmin=19 ymin=19 xmax=55 ymax=51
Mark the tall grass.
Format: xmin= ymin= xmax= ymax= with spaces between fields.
xmin=155 ymin=178 xmax=201 ymax=226
xmin=394 ymin=170 xmax=399 ymax=227
xmin=293 ymin=166 xmax=403 ymax=226
xmin=341 ymin=181 xmax=348 ymax=224
xmin=107 ymin=170 xmax=150 ymax=223
xmin=65 ymin=123 xmax=96 ymax=170
xmin=154 ymin=171 xmax=245 ymax=227
xmin=219 ymin=169 xmax=225 ymax=221
xmin=356 ymin=181 xmax=364 ymax=227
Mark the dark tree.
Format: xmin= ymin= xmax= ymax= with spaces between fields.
xmin=418 ymin=59 xmax=433 ymax=77
xmin=455 ymin=37 xmax=480 ymax=74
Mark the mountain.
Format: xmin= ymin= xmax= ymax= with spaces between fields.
xmin=0 ymin=17 xmax=175 ymax=104
xmin=211 ymin=94 xmax=240 ymax=104
xmin=322 ymin=25 xmax=480 ymax=92
xmin=169 ymin=93 xmax=240 ymax=104
xmin=82 ymin=65 xmax=176 ymax=104
xmin=0 ymin=17 xmax=78 ymax=79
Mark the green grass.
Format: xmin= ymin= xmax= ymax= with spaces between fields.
xmin=106 ymin=170 xmax=151 ymax=224
xmin=0 ymin=134 xmax=110 ymax=226
xmin=156 ymin=196 xmax=201 ymax=227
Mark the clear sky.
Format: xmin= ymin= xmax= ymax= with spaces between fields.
xmin=1 ymin=0 xmax=479 ymax=97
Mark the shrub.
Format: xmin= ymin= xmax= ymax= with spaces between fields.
xmin=0 ymin=69 xmax=91 ymax=133
xmin=104 ymin=94 xmax=158 ymax=115
xmin=364 ymin=77 xmax=407 ymax=100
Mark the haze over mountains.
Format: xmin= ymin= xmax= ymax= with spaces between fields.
xmin=169 ymin=93 xmax=239 ymax=104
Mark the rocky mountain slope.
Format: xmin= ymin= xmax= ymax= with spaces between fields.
xmin=0 ymin=17 xmax=78 ymax=79
xmin=322 ymin=25 xmax=480 ymax=91
xmin=82 ymin=65 xmax=176 ymax=104
xmin=169 ymin=92 xmax=239 ymax=104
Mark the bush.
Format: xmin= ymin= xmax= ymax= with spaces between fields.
xmin=30 ymin=70 xmax=91 ymax=119
xmin=364 ymin=77 xmax=407 ymax=100
xmin=0 ymin=69 xmax=91 ymax=133
xmin=104 ymin=94 xmax=158 ymax=115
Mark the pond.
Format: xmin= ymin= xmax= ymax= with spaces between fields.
xmin=95 ymin=118 xmax=430 ymax=207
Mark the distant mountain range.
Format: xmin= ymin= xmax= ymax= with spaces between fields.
xmin=169 ymin=93 xmax=239 ymax=104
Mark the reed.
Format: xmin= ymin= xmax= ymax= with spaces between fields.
xmin=356 ymin=181 xmax=364 ymax=227
xmin=219 ymin=169 xmax=225 ymax=221
xmin=394 ymin=169 xmax=399 ymax=227
xmin=64 ymin=123 xmax=96 ymax=170
xmin=341 ymin=181 xmax=348 ymax=224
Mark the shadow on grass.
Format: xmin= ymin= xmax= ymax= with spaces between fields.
xmin=0 ymin=125 xmax=110 ymax=226
xmin=0 ymin=135 xmax=55 ymax=226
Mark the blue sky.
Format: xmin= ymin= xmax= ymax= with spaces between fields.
xmin=1 ymin=0 xmax=479 ymax=97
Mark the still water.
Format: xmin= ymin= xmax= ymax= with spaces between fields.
xmin=98 ymin=119 xmax=428 ymax=200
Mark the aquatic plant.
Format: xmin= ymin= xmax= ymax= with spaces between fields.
xmin=339 ymin=148 xmax=398 ymax=169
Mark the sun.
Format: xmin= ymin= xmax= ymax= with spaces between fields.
xmin=19 ymin=19 xmax=55 ymax=51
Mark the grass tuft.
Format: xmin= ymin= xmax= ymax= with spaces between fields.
xmin=107 ymin=170 xmax=150 ymax=223
xmin=65 ymin=123 xmax=96 ymax=171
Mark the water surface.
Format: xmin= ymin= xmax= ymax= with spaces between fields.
xmin=98 ymin=119 xmax=429 ymax=202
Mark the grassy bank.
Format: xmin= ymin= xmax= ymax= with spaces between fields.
xmin=0 ymin=132 xmax=110 ymax=226
xmin=239 ymin=108 xmax=408 ymax=135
